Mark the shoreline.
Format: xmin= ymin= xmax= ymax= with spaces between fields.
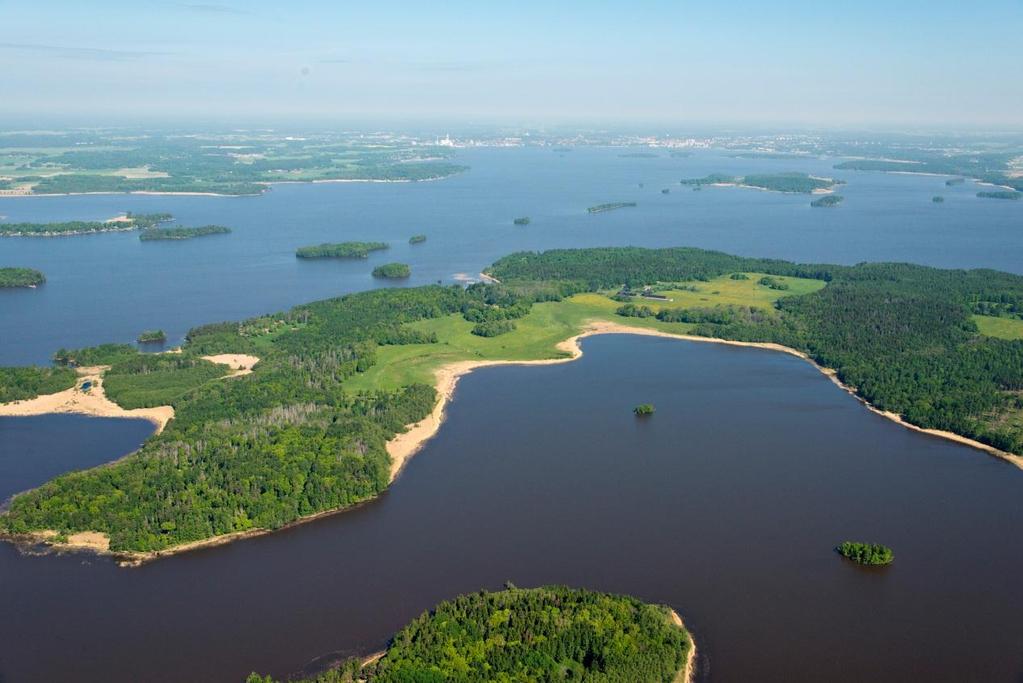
xmin=4 ymin=321 xmax=1021 ymax=565
xmin=670 ymin=608 xmax=697 ymax=683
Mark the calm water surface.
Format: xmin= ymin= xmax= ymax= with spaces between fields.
xmin=2 ymin=336 xmax=1021 ymax=682
xmin=1 ymin=147 xmax=1020 ymax=365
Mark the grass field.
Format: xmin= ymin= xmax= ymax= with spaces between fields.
xmin=103 ymin=361 xmax=230 ymax=409
xmin=973 ymin=314 xmax=1023 ymax=340
xmin=345 ymin=273 xmax=820 ymax=393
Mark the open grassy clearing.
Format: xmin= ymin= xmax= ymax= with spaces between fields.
xmin=627 ymin=272 xmax=826 ymax=310
xmin=973 ymin=314 xmax=1023 ymax=340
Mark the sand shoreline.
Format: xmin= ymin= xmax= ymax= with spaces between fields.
xmin=670 ymin=608 xmax=697 ymax=683
xmin=4 ymin=322 xmax=1020 ymax=565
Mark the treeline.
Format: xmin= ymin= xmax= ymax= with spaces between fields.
xmin=296 ymin=242 xmax=389 ymax=259
xmin=680 ymin=172 xmax=836 ymax=193
xmin=0 ymin=267 xmax=45 ymax=287
xmin=0 ymin=366 xmax=77 ymax=402
xmin=0 ymin=213 xmax=171 ymax=236
xmin=491 ymin=247 xmax=1023 ymax=454
xmin=247 ymin=586 xmax=691 ymax=683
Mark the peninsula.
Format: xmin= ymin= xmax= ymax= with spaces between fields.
xmin=246 ymin=586 xmax=694 ymax=683
xmin=0 ymin=212 xmax=172 ymax=237
xmin=2 ymin=246 xmax=1022 ymax=562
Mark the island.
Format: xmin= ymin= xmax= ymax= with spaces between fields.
xmin=139 ymin=225 xmax=231 ymax=241
xmin=0 ymin=267 xmax=45 ymax=288
xmin=2 ymin=246 xmax=1023 ymax=560
xmin=587 ymin=202 xmax=637 ymax=213
xmin=245 ymin=586 xmax=694 ymax=683
xmin=810 ymin=195 xmax=844 ymax=208
xmin=513 ymin=216 xmax=531 ymax=225
xmin=946 ymin=178 xmax=966 ymax=186
xmin=662 ymin=188 xmax=671 ymax=194
xmin=136 ymin=330 xmax=167 ymax=343
xmin=682 ymin=172 xmax=838 ymax=194
xmin=634 ymin=403 xmax=656 ymax=416
xmin=836 ymin=541 xmax=894 ymax=566
xmin=372 ymin=262 xmax=411 ymax=278
xmin=977 ymin=190 xmax=1022 ymax=200
xmin=296 ymin=242 xmax=389 ymax=259
xmin=0 ymin=212 xmax=172 ymax=237
xmin=932 ymin=196 xmax=945 ymax=203
xmin=408 ymin=234 xmax=427 ymax=244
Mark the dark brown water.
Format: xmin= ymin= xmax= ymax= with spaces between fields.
xmin=2 ymin=335 xmax=1022 ymax=682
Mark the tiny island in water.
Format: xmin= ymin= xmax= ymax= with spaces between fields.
xmin=296 ymin=241 xmax=390 ymax=259
xmin=0 ymin=267 xmax=45 ymax=288
xmin=2 ymin=245 xmax=1022 ymax=566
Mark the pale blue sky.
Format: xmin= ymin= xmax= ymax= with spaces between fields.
xmin=2 ymin=0 xmax=1021 ymax=127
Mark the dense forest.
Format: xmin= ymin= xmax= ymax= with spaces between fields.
xmin=810 ymin=195 xmax=843 ymax=207
xmin=836 ymin=541 xmax=894 ymax=565
xmin=296 ymin=242 xmax=389 ymax=259
xmin=139 ymin=225 xmax=231 ymax=241
xmin=247 ymin=586 xmax=692 ymax=683
xmin=0 ymin=267 xmax=45 ymax=287
xmin=0 ymin=366 xmax=77 ymax=402
xmin=3 ymin=246 xmax=1023 ymax=553
xmin=373 ymin=263 xmax=411 ymax=278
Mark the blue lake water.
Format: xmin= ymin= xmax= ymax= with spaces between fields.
xmin=1 ymin=147 xmax=1019 ymax=365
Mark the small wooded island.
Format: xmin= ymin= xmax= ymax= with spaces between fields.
xmin=296 ymin=242 xmax=389 ymax=259
xmin=0 ymin=212 xmax=172 ymax=237
xmin=372 ymin=262 xmax=411 ymax=278
xmin=408 ymin=234 xmax=426 ymax=244
xmin=811 ymin=195 xmax=844 ymax=208
xmin=977 ymin=190 xmax=1022 ymax=200
xmin=139 ymin=225 xmax=231 ymax=241
xmin=836 ymin=541 xmax=894 ymax=566
xmin=681 ymin=172 xmax=838 ymax=194
xmin=932 ymin=196 xmax=945 ymax=203
xmin=0 ymin=267 xmax=45 ymax=288
xmin=587 ymin=202 xmax=637 ymax=213
xmin=136 ymin=330 xmax=167 ymax=343
xmin=634 ymin=403 xmax=656 ymax=416
xmin=513 ymin=216 xmax=531 ymax=225
xmin=246 ymin=586 xmax=693 ymax=683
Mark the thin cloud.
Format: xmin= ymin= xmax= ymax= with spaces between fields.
xmin=0 ymin=42 xmax=171 ymax=61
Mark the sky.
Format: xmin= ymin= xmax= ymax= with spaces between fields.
xmin=2 ymin=0 xmax=1022 ymax=128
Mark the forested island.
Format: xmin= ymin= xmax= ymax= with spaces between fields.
xmin=408 ymin=234 xmax=426 ymax=244
xmin=296 ymin=242 xmax=389 ymax=259
xmin=139 ymin=225 xmax=231 ymax=241
xmin=587 ymin=202 xmax=637 ymax=213
xmin=2 ymin=246 xmax=1023 ymax=557
xmin=977 ymin=190 xmax=1022 ymax=200
xmin=681 ymin=172 xmax=838 ymax=193
xmin=136 ymin=330 xmax=167 ymax=343
xmin=834 ymin=152 xmax=1023 ymax=193
xmin=513 ymin=216 xmax=531 ymax=225
xmin=0 ymin=212 xmax=171 ymax=237
xmin=634 ymin=403 xmax=655 ymax=416
xmin=372 ymin=262 xmax=411 ymax=278
xmin=836 ymin=541 xmax=894 ymax=566
xmin=246 ymin=586 xmax=693 ymax=683
xmin=0 ymin=267 xmax=45 ymax=288
xmin=932 ymin=196 xmax=945 ymax=203
xmin=810 ymin=195 xmax=844 ymax=207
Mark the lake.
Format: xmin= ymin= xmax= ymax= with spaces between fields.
xmin=1 ymin=336 xmax=1021 ymax=682
xmin=1 ymin=147 xmax=1020 ymax=365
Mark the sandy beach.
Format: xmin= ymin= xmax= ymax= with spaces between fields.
xmin=201 ymin=353 xmax=260 ymax=377
xmin=0 ymin=366 xmax=174 ymax=432
xmin=670 ymin=608 xmax=697 ymax=683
